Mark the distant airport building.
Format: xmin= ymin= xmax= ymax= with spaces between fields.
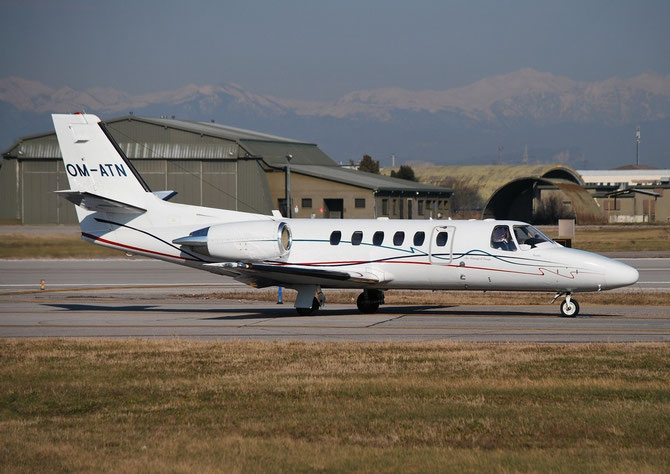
xmin=0 ymin=115 xmax=452 ymax=224
xmin=578 ymin=168 xmax=670 ymax=223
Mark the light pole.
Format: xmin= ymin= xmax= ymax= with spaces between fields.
xmin=636 ymin=126 xmax=641 ymax=167
xmin=285 ymin=154 xmax=293 ymax=218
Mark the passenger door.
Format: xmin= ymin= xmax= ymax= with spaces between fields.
xmin=429 ymin=225 xmax=455 ymax=264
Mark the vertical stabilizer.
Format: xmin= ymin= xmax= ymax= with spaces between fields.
xmin=52 ymin=113 xmax=149 ymax=203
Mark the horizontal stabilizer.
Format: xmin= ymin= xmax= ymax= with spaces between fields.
xmin=55 ymin=190 xmax=146 ymax=214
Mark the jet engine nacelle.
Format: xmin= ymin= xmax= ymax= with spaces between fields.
xmin=173 ymin=220 xmax=292 ymax=261
xmin=207 ymin=220 xmax=292 ymax=261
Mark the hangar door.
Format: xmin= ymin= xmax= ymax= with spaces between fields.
xmin=17 ymin=159 xmax=78 ymax=224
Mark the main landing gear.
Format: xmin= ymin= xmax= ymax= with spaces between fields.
xmin=296 ymin=291 xmax=326 ymax=316
xmin=356 ymin=289 xmax=385 ymax=314
xmin=552 ymin=292 xmax=580 ymax=317
xmin=294 ymin=288 xmax=385 ymax=315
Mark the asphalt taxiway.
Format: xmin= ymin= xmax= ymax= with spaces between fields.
xmin=2 ymin=257 xmax=670 ymax=290
xmin=1 ymin=259 xmax=669 ymax=342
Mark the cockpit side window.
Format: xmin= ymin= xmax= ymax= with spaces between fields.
xmin=513 ymin=225 xmax=554 ymax=248
xmin=490 ymin=225 xmax=517 ymax=251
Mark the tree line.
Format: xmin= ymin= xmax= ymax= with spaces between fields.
xmin=357 ymin=155 xmax=416 ymax=182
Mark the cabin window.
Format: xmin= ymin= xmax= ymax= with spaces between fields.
xmin=302 ymin=198 xmax=312 ymax=208
xmin=351 ymin=231 xmax=363 ymax=246
xmin=330 ymin=231 xmax=341 ymax=245
xmin=355 ymin=198 xmax=366 ymax=208
xmin=435 ymin=231 xmax=448 ymax=247
xmin=490 ymin=225 xmax=516 ymax=251
xmin=413 ymin=231 xmax=425 ymax=246
xmin=373 ymin=231 xmax=384 ymax=246
xmin=393 ymin=231 xmax=405 ymax=246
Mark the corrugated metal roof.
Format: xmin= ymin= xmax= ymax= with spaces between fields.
xmin=122 ymin=116 xmax=310 ymax=143
xmin=289 ymin=165 xmax=453 ymax=194
xmin=3 ymin=115 xmax=327 ymax=162
xmin=243 ymin=141 xmax=336 ymax=167
xmin=577 ymin=169 xmax=670 ymax=185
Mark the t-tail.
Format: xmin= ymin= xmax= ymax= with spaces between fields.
xmin=52 ymin=113 xmax=153 ymax=222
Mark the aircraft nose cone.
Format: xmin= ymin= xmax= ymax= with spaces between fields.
xmin=605 ymin=261 xmax=639 ymax=289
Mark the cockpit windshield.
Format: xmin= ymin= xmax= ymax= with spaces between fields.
xmin=513 ymin=225 xmax=555 ymax=248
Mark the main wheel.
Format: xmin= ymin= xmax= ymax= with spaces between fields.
xmin=356 ymin=293 xmax=380 ymax=314
xmin=560 ymin=298 xmax=580 ymax=317
xmin=297 ymin=297 xmax=320 ymax=316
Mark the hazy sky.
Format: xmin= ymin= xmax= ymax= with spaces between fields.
xmin=2 ymin=0 xmax=669 ymax=99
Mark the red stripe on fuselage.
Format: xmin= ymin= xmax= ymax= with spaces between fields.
xmin=82 ymin=232 xmax=197 ymax=261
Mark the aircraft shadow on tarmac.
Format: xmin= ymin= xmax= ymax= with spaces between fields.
xmin=42 ymin=303 xmax=604 ymax=319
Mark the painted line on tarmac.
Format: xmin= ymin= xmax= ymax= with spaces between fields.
xmin=0 ymin=284 xmax=247 ymax=296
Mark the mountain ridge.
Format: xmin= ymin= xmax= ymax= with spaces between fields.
xmin=3 ymin=68 xmax=670 ymax=123
xmin=1 ymin=69 xmax=669 ymax=168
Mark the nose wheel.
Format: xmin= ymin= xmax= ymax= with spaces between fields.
xmin=552 ymin=292 xmax=580 ymax=317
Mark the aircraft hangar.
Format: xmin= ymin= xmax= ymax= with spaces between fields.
xmin=0 ymin=115 xmax=452 ymax=224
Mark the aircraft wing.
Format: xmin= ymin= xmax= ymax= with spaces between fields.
xmin=204 ymin=262 xmax=382 ymax=288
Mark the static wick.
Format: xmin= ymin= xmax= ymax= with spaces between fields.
xmin=40 ymin=279 xmax=45 ymax=290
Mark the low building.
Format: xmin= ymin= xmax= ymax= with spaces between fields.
xmin=578 ymin=169 xmax=670 ymax=223
xmin=267 ymin=164 xmax=451 ymax=220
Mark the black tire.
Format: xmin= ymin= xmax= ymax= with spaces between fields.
xmin=356 ymin=293 xmax=380 ymax=314
xmin=296 ymin=297 xmax=320 ymax=316
xmin=560 ymin=298 xmax=580 ymax=317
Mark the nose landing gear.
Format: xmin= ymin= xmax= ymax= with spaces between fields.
xmin=552 ymin=292 xmax=580 ymax=317
xmin=356 ymin=289 xmax=385 ymax=314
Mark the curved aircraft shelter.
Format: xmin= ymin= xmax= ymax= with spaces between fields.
xmin=481 ymin=167 xmax=603 ymax=223
xmin=411 ymin=164 xmax=604 ymax=224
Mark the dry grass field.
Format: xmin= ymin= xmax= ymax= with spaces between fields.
xmin=0 ymin=232 xmax=120 ymax=259
xmin=541 ymin=225 xmax=670 ymax=252
xmin=0 ymin=224 xmax=668 ymax=258
xmin=1 ymin=340 xmax=669 ymax=472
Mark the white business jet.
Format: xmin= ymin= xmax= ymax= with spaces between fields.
xmin=52 ymin=113 xmax=638 ymax=317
